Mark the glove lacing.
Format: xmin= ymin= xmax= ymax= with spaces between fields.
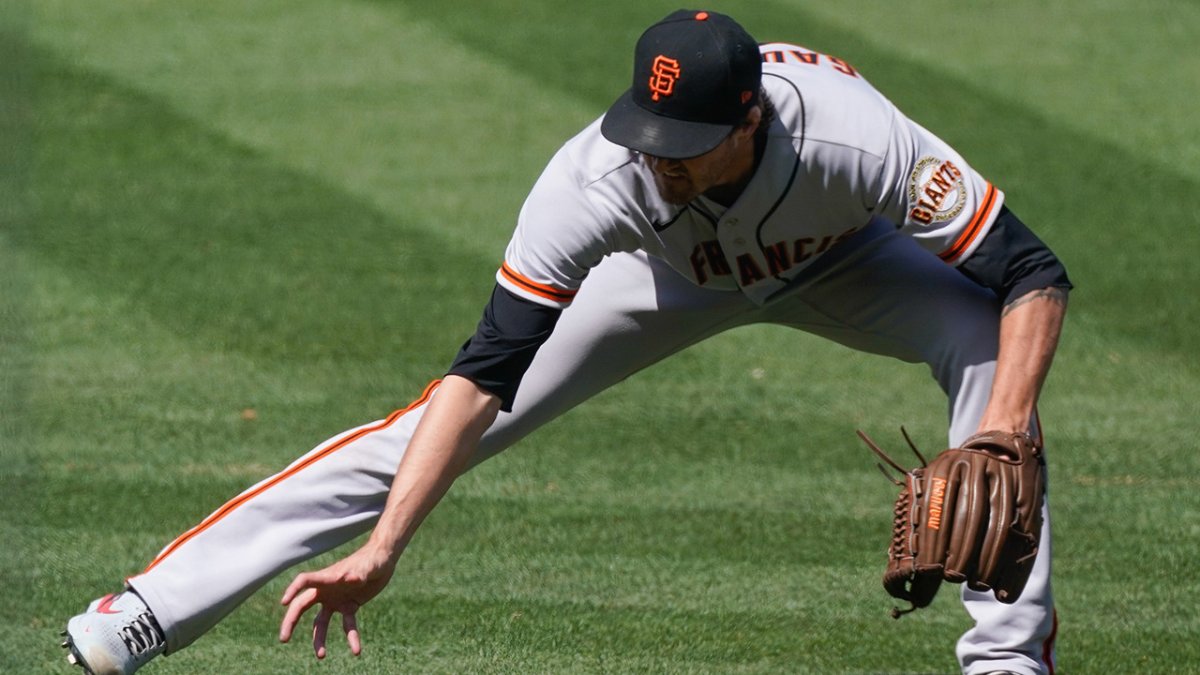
xmin=858 ymin=427 xmax=929 ymax=620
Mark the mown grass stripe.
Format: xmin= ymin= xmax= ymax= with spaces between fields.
xmin=8 ymin=2 xmax=1199 ymax=673
xmin=29 ymin=0 xmax=1199 ymax=365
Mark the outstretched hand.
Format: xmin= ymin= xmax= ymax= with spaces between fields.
xmin=279 ymin=545 xmax=396 ymax=659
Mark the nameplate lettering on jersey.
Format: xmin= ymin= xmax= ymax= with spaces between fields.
xmin=688 ymin=224 xmax=861 ymax=286
xmin=760 ymin=45 xmax=859 ymax=78
xmin=907 ymin=157 xmax=966 ymax=226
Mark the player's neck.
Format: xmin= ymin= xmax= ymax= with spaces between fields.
xmin=702 ymin=131 xmax=764 ymax=207
xmin=703 ymin=177 xmax=750 ymax=208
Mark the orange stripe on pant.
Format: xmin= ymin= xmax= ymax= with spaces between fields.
xmin=1043 ymin=609 xmax=1059 ymax=674
xmin=142 ymin=380 xmax=441 ymax=574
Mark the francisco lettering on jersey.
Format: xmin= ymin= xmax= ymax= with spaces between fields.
xmin=689 ymin=225 xmax=861 ymax=286
xmin=907 ymin=156 xmax=966 ymax=226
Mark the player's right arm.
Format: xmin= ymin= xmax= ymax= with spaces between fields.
xmin=278 ymin=120 xmax=637 ymax=657
xmin=363 ymin=375 xmax=502 ymax=562
xmin=279 ymin=374 xmax=501 ymax=658
xmin=278 ymin=278 xmax=572 ymax=655
xmin=278 ymin=127 xmax=624 ymax=658
xmin=277 ymin=282 xmax=568 ymax=655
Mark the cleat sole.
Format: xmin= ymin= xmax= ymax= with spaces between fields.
xmin=62 ymin=633 xmax=97 ymax=675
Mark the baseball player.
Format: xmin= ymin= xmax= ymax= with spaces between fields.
xmin=62 ymin=9 xmax=1070 ymax=675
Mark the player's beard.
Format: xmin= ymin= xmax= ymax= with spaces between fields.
xmin=652 ymin=171 xmax=703 ymax=205
xmin=645 ymin=142 xmax=740 ymax=206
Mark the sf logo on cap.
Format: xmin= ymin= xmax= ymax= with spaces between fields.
xmin=648 ymin=55 xmax=681 ymax=101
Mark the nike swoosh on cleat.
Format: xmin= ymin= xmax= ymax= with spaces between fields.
xmin=96 ymin=594 xmax=121 ymax=615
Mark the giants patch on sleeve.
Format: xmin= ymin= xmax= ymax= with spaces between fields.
xmin=906 ymin=156 xmax=967 ymax=226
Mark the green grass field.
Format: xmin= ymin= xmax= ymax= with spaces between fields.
xmin=4 ymin=1 xmax=1199 ymax=672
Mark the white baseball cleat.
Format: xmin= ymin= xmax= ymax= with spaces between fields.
xmin=61 ymin=591 xmax=166 ymax=675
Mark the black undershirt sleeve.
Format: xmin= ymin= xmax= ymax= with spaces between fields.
xmin=957 ymin=205 xmax=1073 ymax=306
xmin=447 ymin=284 xmax=563 ymax=412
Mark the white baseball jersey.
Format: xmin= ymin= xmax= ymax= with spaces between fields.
xmin=499 ymin=42 xmax=1003 ymax=309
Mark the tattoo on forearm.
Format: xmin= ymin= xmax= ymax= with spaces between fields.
xmin=1002 ymin=287 xmax=1069 ymax=316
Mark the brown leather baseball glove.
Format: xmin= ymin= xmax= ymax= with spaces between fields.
xmin=858 ymin=428 xmax=1045 ymax=618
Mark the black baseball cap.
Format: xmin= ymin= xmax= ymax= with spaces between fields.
xmin=601 ymin=9 xmax=761 ymax=159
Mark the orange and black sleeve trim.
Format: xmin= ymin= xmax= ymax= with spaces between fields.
xmin=939 ymin=182 xmax=999 ymax=264
xmin=499 ymin=262 xmax=578 ymax=304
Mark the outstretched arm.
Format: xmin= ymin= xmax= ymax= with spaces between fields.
xmin=278 ymin=375 xmax=501 ymax=658
xmin=976 ymin=287 xmax=1069 ymax=435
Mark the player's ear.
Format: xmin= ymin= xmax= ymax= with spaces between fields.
xmin=746 ymin=105 xmax=762 ymax=126
xmin=736 ymin=105 xmax=762 ymax=140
